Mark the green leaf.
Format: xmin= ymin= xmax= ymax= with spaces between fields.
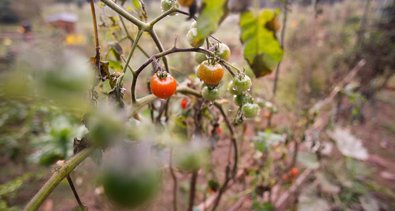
xmin=239 ymin=9 xmax=283 ymax=77
xmin=195 ymin=0 xmax=229 ymax=43
xmin=109 ymin=60 xmax=123 ymax=72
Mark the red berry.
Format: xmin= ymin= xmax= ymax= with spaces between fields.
xmin=290 ymin=167 xmax=299 ymax=177
xmin=180 ymin=97 xmax=189 ymax=109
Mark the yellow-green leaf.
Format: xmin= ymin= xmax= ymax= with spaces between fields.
xmin=240 ymin=9 xmax=283 ymax=77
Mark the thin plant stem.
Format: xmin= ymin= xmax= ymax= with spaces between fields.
xmin=148 ymin=29 xmax=169 ymax=72
xmin=66 ymin=174 xmax=85 ymax=210
xmin=268 ymin=0 xmax=289 ymax=127
xmin=24 ymin=149 xmax=93 ymax=211
xmin=90 ymin=0 xmax=101 ymax=72
xmin=169 ymin=149 xmax=178 ymax=211
xmin=122 ymin=29 xmax=144 ymax=75
xmin=100 ymin=0 xmax=148 ymax=29
xmin=188 ymin=171 xmax=198 ymax=211
xmin=119 ymin=15 xmax=150 ymax=58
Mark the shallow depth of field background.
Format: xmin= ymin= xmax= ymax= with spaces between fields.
xmin=0 ymin=0 xmax=395 ymax=210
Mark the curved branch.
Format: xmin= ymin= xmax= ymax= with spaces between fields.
xmin=150 ymin=7 xmax=179 ymax=26
xmin=24 ymin=149 xmax=93 ymax=211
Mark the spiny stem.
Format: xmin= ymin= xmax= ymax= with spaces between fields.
xmin=24 ymin=149 xmax=93 ymax=211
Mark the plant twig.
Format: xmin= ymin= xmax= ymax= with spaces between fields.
xmin=274 ymin=169 xmax=313 ymax=209
xmin=188 ymin=171 xmax=199 ymax=211
xmin=148 ymin=30 xmax=170 ymax=72
xmin=122 ymin=29 xmax=144 ymax=75
xmin=176 ymin=87 xmax=239 ymax=211
xmin=66 ymin=174 xmax=85 ymax=210
xmin=90 ymin=0 xmax=101 ymax=72
xmin=119 ymin=15 xmax=150 ymax=58
xmin=169 ymin=149 xmax=178 ymax=211
xmin=24 ymin=149 xmax=93 ymax=211
xmin=100 ymin=0 xmax=148 ymax=29
xmin=268 ymin=0 xmax=289 ymax=127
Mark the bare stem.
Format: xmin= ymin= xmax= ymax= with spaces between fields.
xmin=150 ymin=7 xmax=179 ymax=26
xmin=268 ymin=0 xmax=289 ymax=127
xmin=122 ymin=30 xmax=144 ymax=75
xmin=66 ymin=174 xmax=85 ymax=210
xmin=119 ymin=15 xmax=150 ymax=58
xmin=100 ymin=0 xmax=148 ymax=29
xmin=90 ymin=0 xmax=101 ymax=71
xmin=188 ymin=171 xmax=198 ymax=211
xmin=24 ymin=149 xmax=93 ymax=211
xmin=148 ymin=29 xmax=169 ymax=72
xmin=176 ymin=87 xmax=238 ymax=211
xmin=169 ymin=149 xmax=178 ymax=211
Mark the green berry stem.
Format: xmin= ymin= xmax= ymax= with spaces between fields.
xmin=24 ymin=149 xmax=93 ymax=211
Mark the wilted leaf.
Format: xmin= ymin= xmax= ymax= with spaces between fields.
xmin=239 ymin=9 xmax=283 ymax=77
xmin=195 ymin=0 xmax=228 ymax=43
xmin=297 ymin=152 xmax=320 ymax=169
xmin=327 ymin=127 xmax=368 ymax=160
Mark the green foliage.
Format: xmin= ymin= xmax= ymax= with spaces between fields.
xmin=239 ymin=9 xmax=283 ymax=77
xmin=195 ymin=0 xmax=228 ymax=44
